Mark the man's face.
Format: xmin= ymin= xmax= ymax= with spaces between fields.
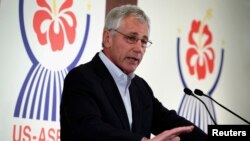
xmin=103 ymin=16 xmax=150 ymax=74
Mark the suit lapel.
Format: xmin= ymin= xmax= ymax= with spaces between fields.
xmin=92 ymin=54 xmax=130 ymax=131
xmin=102 ymin=78 xmax=130 ymax=130
xmin=129 ymin=80 xmax=142 ymax=133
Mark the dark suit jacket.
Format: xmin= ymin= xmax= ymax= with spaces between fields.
xmin=60 ymin=53 xmax=207 ymax=141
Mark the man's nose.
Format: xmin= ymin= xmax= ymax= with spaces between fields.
xmin=133 ymin=40 xmax=145 ymax=52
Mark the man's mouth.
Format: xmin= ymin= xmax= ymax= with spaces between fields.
xmin=127 ymin=57 xmax=139 ymax=62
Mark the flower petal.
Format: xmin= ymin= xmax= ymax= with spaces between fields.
xmin=204 ymin=47 xmax=215 ymax=73
xmin=188 ymin=20 xmax=200 ymax=46
xmin=203 ymin=25 xmax=212 ymax=47
xmin=49 ymin=21 xmax=64 ymax=51
xmin=196 ymin=56 xmax=206 ymax=80
xmin=186 ymin=47 xmax=198 ymax=75
xmin=33 ymin=10 xmax=52 ymax=45
xmin=37 ymin=0 xmax=52 ymax=11
xmin=60 ymin=11 xmax=76 ymax=44
xmin=59 ymin=0 xmax=73 ymax=12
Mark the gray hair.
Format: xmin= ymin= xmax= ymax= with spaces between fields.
xmin=104 ymin=4 xmax=150 ymax=31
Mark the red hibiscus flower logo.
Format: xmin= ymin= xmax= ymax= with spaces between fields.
xmin=33 ymin=0 xmax=77 ymax=51
xmin=186 ymin=20 xmax=215 ymax=80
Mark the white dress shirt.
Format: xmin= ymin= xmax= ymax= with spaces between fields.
xmin=99 ymin=51 xmax=135 ymax=130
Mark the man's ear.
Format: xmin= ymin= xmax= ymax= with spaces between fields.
xmin=102 ymin=30 xmax=112 ymax=48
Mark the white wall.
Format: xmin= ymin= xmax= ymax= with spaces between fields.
xmin=0 ymin=0 xmax=249 ymax=140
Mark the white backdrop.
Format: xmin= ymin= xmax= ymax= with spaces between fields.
xmin=0 ymin=0 xmax=249 ymax=140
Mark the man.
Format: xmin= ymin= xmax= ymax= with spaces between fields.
xmin=60 ymin=4 xmax=208 ymax=141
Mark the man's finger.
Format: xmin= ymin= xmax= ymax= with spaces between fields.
xmin=169 ymin=136 xmax=180 ymax=141
xmin=166 ymin=125 xmax=194 ymax=136
xmin=151 ymin=125 xmax=194 ymax=141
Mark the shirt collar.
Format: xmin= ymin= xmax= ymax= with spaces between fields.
xmin=98 ymin=51 xmax=135 ymax=82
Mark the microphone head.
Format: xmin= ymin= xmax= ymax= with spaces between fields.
xmin=183 ymin=88 xmax=193 ymax=95
xmin=194 ymin=89 xmax=204 ymax=96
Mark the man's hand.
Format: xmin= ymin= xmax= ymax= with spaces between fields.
xmin=142 ymin=125 xmax=194 ymax=141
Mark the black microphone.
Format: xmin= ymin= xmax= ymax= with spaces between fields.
xmin=183 ymin=88 xmax=217 ymax=125
xmin=194 ymin=89 xmax=250 ymax=124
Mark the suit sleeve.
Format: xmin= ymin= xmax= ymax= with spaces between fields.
xmin=138 ymin=78 xmax=208 ymax=141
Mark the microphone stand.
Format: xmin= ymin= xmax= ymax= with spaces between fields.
xmin=183 ymin=88 xmax=217 ymax=125
xmin=194 ymin=89 xmax=250 ymax=125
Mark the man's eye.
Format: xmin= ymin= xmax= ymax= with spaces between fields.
xmin=141 ymin=39 xmax=148 ymax=44
xmin=127 ymin=36 xmax=137 ymax=42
